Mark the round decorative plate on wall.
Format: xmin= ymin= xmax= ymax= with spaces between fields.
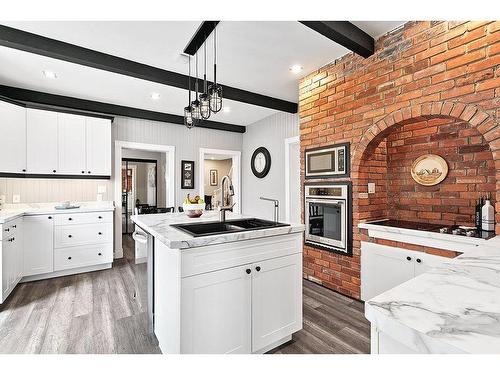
xmin=411 ymin=154 xmax=448 ymax=186
xmin=251 ymin=147 xmax=271 ymax=178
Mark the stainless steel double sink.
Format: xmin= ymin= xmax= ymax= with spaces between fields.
xmin=171 ymin=218 xmax=290 ymax=237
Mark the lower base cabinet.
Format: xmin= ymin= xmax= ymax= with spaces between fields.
xmin=1 ymin=218 xmax=24 ymax=303
xmin=180 ymin=253 xmax=303 ymax=354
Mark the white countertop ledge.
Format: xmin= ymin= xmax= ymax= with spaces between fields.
xmin=0 ymin=201 xmax=115 ymax=223
xmin=131 ymin=211 xmax=305 ymax=250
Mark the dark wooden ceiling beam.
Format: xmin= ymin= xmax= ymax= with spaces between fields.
xmin=299 ymin=21 xmax=374 ymax=58
xmin=183 ymin=21 xmax=219 ymax=55
xmin=0 ymin=85 xmax=246 ymax=133
xmin=0 ymin=24 xmax=297 ymax=113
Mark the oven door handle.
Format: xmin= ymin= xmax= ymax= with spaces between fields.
xmin=306 ymin=199 xmax=345 ymax=205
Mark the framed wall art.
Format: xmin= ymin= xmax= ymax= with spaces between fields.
xmin=181 ymin=160 xmax=195 ymax=189
xmin=210 ymin=169 xmax=218 ymax=186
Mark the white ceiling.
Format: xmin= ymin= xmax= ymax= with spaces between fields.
xmin=0 ymin=21 xmax=405 ymax=126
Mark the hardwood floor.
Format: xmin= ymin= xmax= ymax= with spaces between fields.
xmin=0 ymin=235 xmax=370 ymax=354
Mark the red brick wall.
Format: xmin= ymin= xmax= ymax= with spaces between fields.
xmin=299 ymin=21 xmax=500 ymax=299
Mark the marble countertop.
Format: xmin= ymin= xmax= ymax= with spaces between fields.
xmin=365 ymin=236 xmax=500 ymax=354
xmin=131 ymin=211 xmax=305 ymax=249
xmin=0 ymin=201 xmax=115 ymax=224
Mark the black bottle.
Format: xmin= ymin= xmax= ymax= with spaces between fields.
xmin=475 ymin=197 xmax=483 ymax=231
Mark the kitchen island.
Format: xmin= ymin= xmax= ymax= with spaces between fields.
xmin=132 ymin=211 xmax=305 ymax=354
xmin=361 ymin=222 xmax=500 ymax=354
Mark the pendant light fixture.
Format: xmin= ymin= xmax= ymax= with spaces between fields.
xmin=184 ymin=55 xmax=195 ymax=128
xmin=208 ymin=27 xmax=223 ymax=113
xmin=190 ymin=51 xmax=201 ymax=122
xmin=199 ymin=39 xmax=211 ymax=120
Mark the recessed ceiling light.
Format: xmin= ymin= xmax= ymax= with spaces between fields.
xmin=223 ymin=107 xmax=231 ymax=113
xmin=150 ymin=93 xmax=161 ymax=100
xmin=42 ymin=70 xmax=57 ymax=79
xmin=289 ymin=65 xmax=303 ymax=74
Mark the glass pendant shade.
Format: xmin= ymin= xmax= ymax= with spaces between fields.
xmin=199 ymin=93 xmax=211 ymax=119
xmin=208 ymin=84 xmax=223 ymax=113
xmin=191 ymin=99 xmax=201 ymax=120
xmin=184 ymin=106 xmax=194 ymax=128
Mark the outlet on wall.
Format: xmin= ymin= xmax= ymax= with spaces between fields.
xmin=368 ymin=183 xmax=376 ymax=194
xmin=13 ymin=194 xmax=21 ymax=203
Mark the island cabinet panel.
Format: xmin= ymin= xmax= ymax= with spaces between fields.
xmin=252 ymin=253 xmax=302 ymax=352
xmin=361 ymin=242 xmax=449 ymax=301
xmin=23 ymin=215 xmax=54 ymax=277
xmin=181 ymin=264 xmax=252 ymax=354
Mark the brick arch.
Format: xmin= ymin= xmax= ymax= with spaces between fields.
xmin=351 ymin=101 xmax=497 ymax=173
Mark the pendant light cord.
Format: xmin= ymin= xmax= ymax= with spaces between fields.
xmin=188 ymin=55 xmax=191 ymax=103
xmin=195 ymin=50 xmax=199 ymax=97
xmin=213 ymin=27 xmax=217 ymax=86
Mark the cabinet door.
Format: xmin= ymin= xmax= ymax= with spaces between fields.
xmin=13 ymin=221 xmax=24 ymax=283
xmin=57 ymin=113 xmax=86 ymax=175
xmin=414 ymin=252 xmax=448 ymax=277
xmin=252 ymin=253 xmax=302 ymax=352
xmin=26 ymin=109 xmax=58 ymax=174
xmin=1 ymin=239 xmax=12 ymax=301
xmin=85 ymin=117 xmax=111 ymax=176
xmin=0 ymin=99 xmax=26 ymax=173
xmin=181 ymin=265 xmax=252 ymax=354
xmin=23 ymin=215 xmax=54 ymax=276
xmin=361 ymin=243 xmax=415 ymax=301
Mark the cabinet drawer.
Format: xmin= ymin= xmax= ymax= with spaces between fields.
xmin=54 ymin=211 xmax=113 ymax=226
xmin=181 ymin=232 xmax=303 ymax=278
xmin=54 ymin=244 xmax=113 ymax=271
xmin=55 ymin=223 xmax=112 ymax=248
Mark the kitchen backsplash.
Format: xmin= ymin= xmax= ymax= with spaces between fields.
xmin=0 ymin=178 xmax=113 ymax=204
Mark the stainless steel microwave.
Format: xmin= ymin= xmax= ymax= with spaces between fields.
xmin=305 ymin=143 xmax=350 ymax=179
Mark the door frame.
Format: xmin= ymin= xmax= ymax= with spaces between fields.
xmin=284 ymin=136 xmax=300 ymax=222
xmin=114 ymin=141 xmax=175 ymax=258
xmin=199 ymin=148 xmax=241 ymax=214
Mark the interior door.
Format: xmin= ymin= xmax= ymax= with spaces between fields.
xmin=181 ymin=264 xmax=252 ymax=354
xmin=86 ymin=117 xmax=111 ymax=175
xmin=0 ymin=99 xmax=26 ymax=173
xmin=26 ymin=108 xmax=58 ymax=174
xmin=252 ymin=253 xmax=302 ymax=352
xmin=58 ymin=113 xmax=86 ymax=174
xmin=23 ymin=215 xmax=54 ymax=276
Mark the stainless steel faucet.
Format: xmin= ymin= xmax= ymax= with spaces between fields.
xmin=219 ymin=175 xmax=235 ymax=222
xmin=260 ymin=197 xmax=279 ymax=223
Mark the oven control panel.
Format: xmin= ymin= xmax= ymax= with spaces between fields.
xmin=305 ymin=184 xmax=347 ymax=199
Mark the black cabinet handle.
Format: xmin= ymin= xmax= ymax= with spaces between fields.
xmin=406 ymin=256 xmax=412 ymax=261
xmin=68 ymin=257 xmax=72 ymax=260
xmin=416 ymin=258 xmax=422 ymax=263
xmin=98 ymin=232 xmax=102 ymax=235
xmin=12 ymin=237 xmax=15 ymax=242
xmin=68 ymin=235 xmax=73 ymax=238
xmin=98 ymin=252 xmax=102 ymax=256
xmin=4 ymin=228 xmax=9 ymax=232
xmin=88 ymin=171 xmax=91 ymax=174
xmin=98 ymin=216 xmax=103 ymax=219
xmin=68 ymin=218 xmax=73 ymax=221
xmin=22 ymin=169 xmax=26 ymax=172
xmin=53 ymin=170 xmax=56 ymax=173
xmin=82 ymin=171 xmax=85 ymax=174
xmin=48 ymin=216 xmax=52 ymax=219
xmin=12 ymin=225 xmax=16 ymax=228
xmin=256 ymin=266 xmax=261 ymax=272
xmin=245 ymin=268 xmax=251 ymax=274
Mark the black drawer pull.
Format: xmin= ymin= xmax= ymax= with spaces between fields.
xmin=406 ymin=256 xmax=412 ymax=261
xmin=82 ymin=171 xmax=85 ymax=174
xmin=98 ymin=232 xmax=103 ymax=235
xmin=12 ymin=225 xmax=16 ymax=228
xmin=48 ymin=216 xmax=52 ymax=219
xmin=98 ymin=252 xmax=102 ymax=256
xmin=53 ymin=169 xmax=56 ymax=173
xmin=22 ymin=169 xmax=26 ymax=172
xmin=68 ymin=217 xmax=73 ymax=221
xmin=98 ymin=216 xmax=103 ymax=219
xmin=416 ymin=258 xmax=422 ymax=263
xmin=256 ymin=266 xmax=261 ymax=272
xmin=68 ymin=256 xmax=72 ymax=260
xmin=4 ymin=228 xmax=9 ymax=232
xmin=88 ymin=171 xmax=91 ymax=174
xmin=68 ymin=235 xmax=73 ymax=238
xmin=245 ymin=268 xmax=251 ymax=274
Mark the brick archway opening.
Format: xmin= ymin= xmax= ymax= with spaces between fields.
xmin=352 ymin=101 xmax=499 ymax=234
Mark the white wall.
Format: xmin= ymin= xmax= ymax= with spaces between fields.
xmin=241 ymin=112 xmax=299 ymax=221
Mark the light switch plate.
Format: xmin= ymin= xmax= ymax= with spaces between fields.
xmin=368 ymin=182 xmax=376 ymax=194
xmin=97 ymin=185 xmax=107 ymax=194
xmin=13 ymin=194 xmax=21 ymax=203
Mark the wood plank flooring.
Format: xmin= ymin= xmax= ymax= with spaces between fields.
xmin=0 ymin=235 xmax=370 ymax=354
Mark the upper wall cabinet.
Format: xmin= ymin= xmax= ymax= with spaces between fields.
xmin=0 ymin=100 xmax=27 ymax=174
xmin=27 ymin=109 xmax=59 ymax=174
xmin=0 ymin=104 xmax=112 ymax=178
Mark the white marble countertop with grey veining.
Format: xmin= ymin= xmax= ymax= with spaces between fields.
xmin=0 ymin=201 xmax=115 ymax=224
xmin=131 ymin=210 xmax=305 ymax=250
xmin=365 ymin=236 xmax=500 ymax=353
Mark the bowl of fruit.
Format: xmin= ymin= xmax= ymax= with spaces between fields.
xmin=183 ymin=194 xmax=205 ymax=218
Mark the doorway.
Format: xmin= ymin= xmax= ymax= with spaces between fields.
xmin=199 ymin=148 xmax=241 ymax=213
xmin=285 ymin=136 xmax=301 ymax=223
xmin=121 ymin=158 xmax=158 ymax=235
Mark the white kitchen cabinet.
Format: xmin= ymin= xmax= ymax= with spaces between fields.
xmin=361 ymin=242 xmax=449 ymax=301
xmin=26 ymin=108 xmax=59 ymax=175
xmin=23 ymin=215 xmax=54 ymax=277
xmin=57 ymin=113 xmax=87 ymax=175
xmin=252 ymin=253 xmax=302 ymax=352
xmin=0 ymin=99 xmax=26 ymax=174
xmin=1 ymin=218 xmax=23 ymax=303
xmin=181 ymin=264 xmax=252 ymax=354
xmin=85 ymin=117 xmax=111 ymax=176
